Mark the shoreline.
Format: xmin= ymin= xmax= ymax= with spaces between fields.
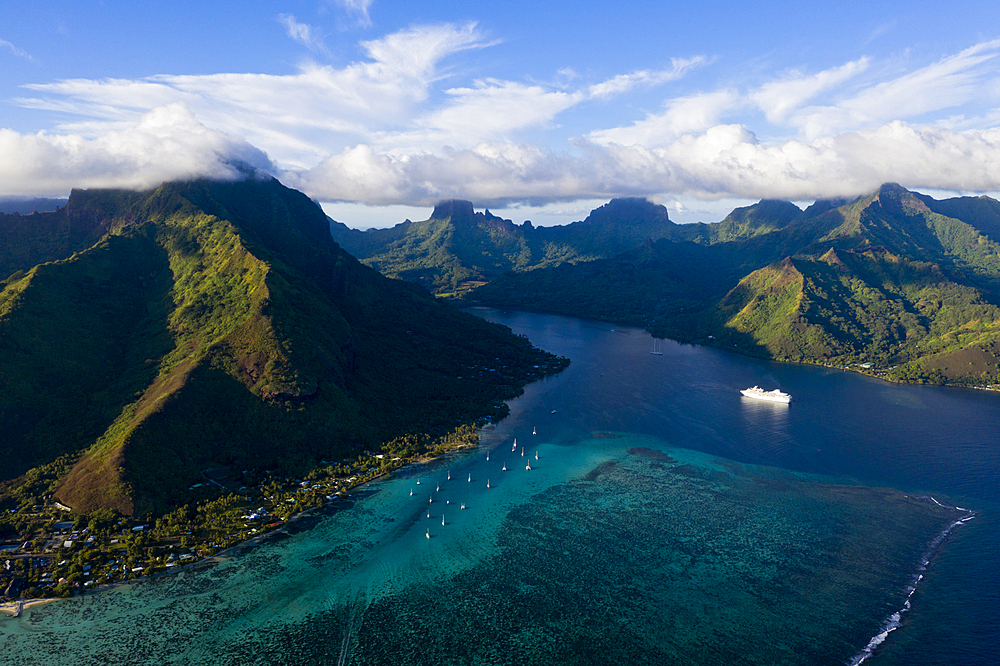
xmin=467 ymin=304 xmax=998 ymax=392
xmin=0 ymin=436 xmax=484 ymax=614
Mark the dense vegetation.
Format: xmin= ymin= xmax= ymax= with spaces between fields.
xmin=0 ymin=178 xmax=567 ymax=521
xmin=473 ymin=184 xmax=1000 ymax=387
xmin=329 ymin=197 xmax=682 ymax=294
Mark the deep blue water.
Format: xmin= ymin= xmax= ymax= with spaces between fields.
xmin=1 ymin=308 xmax=996 ymax=665
xmin=472 ymin=307 xmax=1000 ymax=666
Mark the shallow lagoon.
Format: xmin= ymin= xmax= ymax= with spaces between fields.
xmin=2 ymin=309 xmax=996 ymax=665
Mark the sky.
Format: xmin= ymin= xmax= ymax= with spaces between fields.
xmin=3 ymin=1 xmax=1000 ymax=227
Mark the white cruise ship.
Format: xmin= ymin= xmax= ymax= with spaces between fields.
xmin=740 ymin=386 xmax=791 ymax=403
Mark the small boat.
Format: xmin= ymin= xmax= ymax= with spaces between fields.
xmin=416 ymin=478 xmax=421 ymax=485
xmin=502 ymin=463 xmax=507 ymax=471
xmin=461 ymin=503 xmax=466 ymax=510
xmin=446 ymin=500 xmax=450 ymax=504
xmin=551 ymin=409 xmax=556 ymax=414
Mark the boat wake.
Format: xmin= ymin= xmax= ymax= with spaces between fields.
xmin=846 ymin=498 xmax=976 ymax=666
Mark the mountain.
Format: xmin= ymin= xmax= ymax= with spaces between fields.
xmin=0 ymin=197 xmax=67 ymax=215
xmin=0 ymin=178 xmax=565 ymax=517
xmin=473 ymin=184 xmax=1000 ymax=386
xmin=328 ymin=197 xmax=680 ymax=294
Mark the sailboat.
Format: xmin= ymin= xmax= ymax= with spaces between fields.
xmin=487 ymin=479 xmax=491 ymax=488
xmin=436 ymin=484 xmax=440 ymax=492
xmin=447 ymin=470 xmax=451 ymax=481
xmin=535 ymin=451 xmax=538 ymax=460
xmin=487 ymin=451 xmax=489 ymax=461
xmin=526 ymin=463 xmax=531 ymax=470
xmin=427 ymin=511 xmax=430 ymax=518
xmin=533 ymin=427 xmax=536 ymax=435
xmin=442 ymin=514 xmax=445 ymax=526
xmin=429 ymin=496 xmax=433 ymax=503
xmin=426 ymin=529 xmax=430 ymax=539
xmin=410 ymin=489 xmax=413 ymax=496
xmin=502 ymin=463 xmax=507 ymax=471
xmin=521 ymin=448 xmax=524 ymax=457
xmin=651 ymin=338 xmax=663 ymax=355
xmin=468 ymin=473 xmax=471 ymax=482
xmin=416 ymin=478 xmax=421 ymax=485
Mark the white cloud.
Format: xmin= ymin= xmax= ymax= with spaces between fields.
xmin=283 ymin=122 xmax=1000 ymax=206
xmin=750 ymin=57 xmax=870 ymax=124
xmin=16 ymin=23 xmax=492 ymax=167
xmin=0 ymin=104 xmax=273 ymax=197
xmin=588 ymin=57 xmax=706 ymax=99
xmin=589 ymin=89 xmax=742 ymax=146
xmin=1 ymin=38 xmax=33 ymax=61
xmin=278 ymin=14 xmax=330 ymax=57
xmin=333 ymin=0 xmax=374 ymax=28
xmin=375 ymin=80 xmax=584 ymax=150
xmin=7 ymin=27 xmax=1000 ymax=209
xmin=787 ymin=40 xmax=1000 ymax=138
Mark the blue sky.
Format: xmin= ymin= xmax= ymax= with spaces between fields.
xmin=3 ymin=1 xmax=1000 ymax=227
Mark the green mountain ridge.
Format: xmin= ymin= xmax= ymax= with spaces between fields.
xmin=329 ymin=197 xmax=682 ymax=294
xmin=0 ymin=178 xmax=566 ymax=517
xmin=472 ymin=184 xmax=1000 ymax=386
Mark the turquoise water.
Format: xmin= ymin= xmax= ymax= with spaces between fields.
xmin=1 ymin=309 xmax=996 ymax=664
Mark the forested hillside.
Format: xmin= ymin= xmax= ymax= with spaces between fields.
xmin=0 ymin=178 xmax=566 ymax=517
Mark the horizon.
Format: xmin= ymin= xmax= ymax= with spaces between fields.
xmin=3 ymin=1 xmax=1000 ymax=226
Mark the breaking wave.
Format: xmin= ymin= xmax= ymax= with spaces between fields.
xmin=846 ymin=497 xmax=976 ymax=666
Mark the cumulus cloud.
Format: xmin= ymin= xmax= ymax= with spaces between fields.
xmin=284 ymin=123 xmax=1000 ymax=206
xmin=7 ymin=26 xmax=1000 ymax=207
xmin=0 ymin=104 xmax=274 ymax=197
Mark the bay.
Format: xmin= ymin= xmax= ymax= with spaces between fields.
xmin=1 ymin=308 xmax=996 ymax=665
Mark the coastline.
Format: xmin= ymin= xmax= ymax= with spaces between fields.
xmin=0 ymin=435 xmax=484 ymax=614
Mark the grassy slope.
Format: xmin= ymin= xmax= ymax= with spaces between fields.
xmin=0 ymin=178 xmax=565 ymax=516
